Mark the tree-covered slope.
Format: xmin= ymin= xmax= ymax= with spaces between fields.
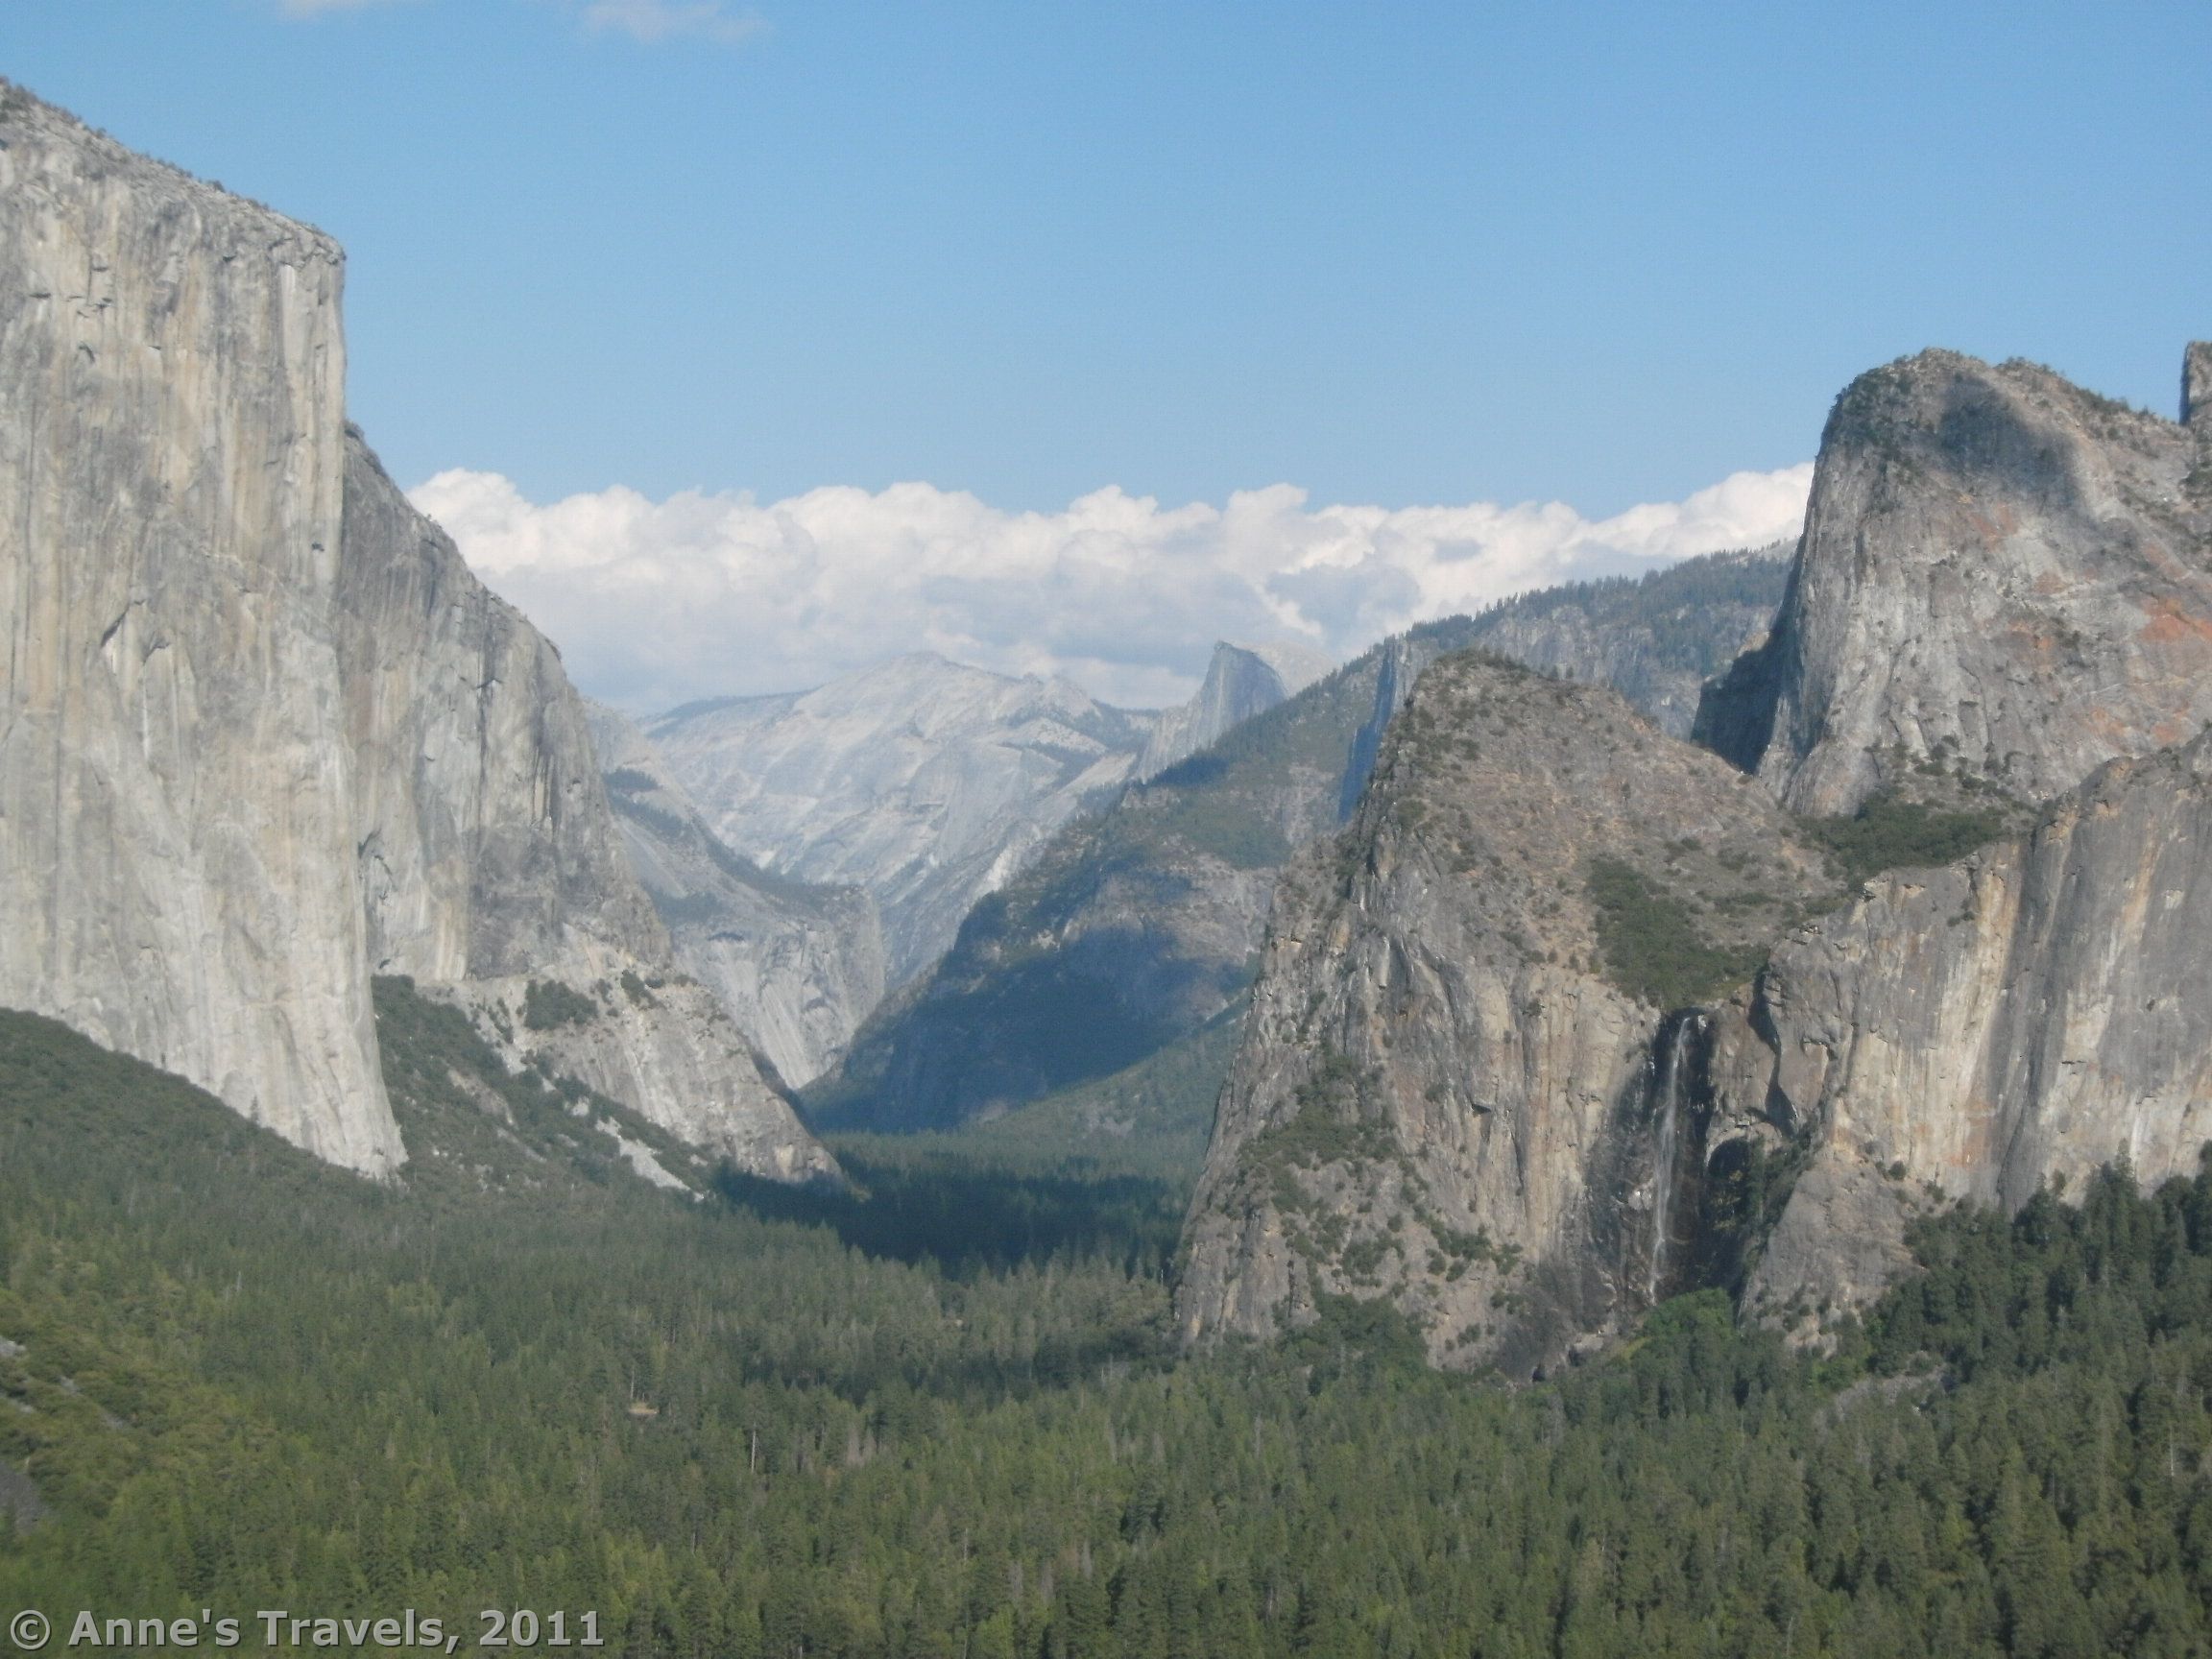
xmin=9 ymin=1002 xmax=2212 ymax=1654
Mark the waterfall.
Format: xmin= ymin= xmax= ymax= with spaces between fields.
xmin=1647 ymin=1013 xmax=1703 ymax=1303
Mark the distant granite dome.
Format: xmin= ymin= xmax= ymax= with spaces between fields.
xmin=1136 ymin=640 xmax=1335 ymax=781
xmin=585 ymin=703 xmax=885 ymax=1089
xmin=646 ymin=652 xmax=1157 ymax=984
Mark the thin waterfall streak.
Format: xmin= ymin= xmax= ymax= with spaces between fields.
xmin=1647 ymin=1014 xmax=1700 ymax=1304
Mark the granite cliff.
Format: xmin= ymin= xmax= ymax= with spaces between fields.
xmin=1175 ymin=656 xmax=1839 ymax=1373
xmin=0 ymin=84 xmax=395 ymax=1171
xmin=1181 ymin=346 xmax=2212 ymax=1370
xmin=1715 ymin=730 xmax=2212 ymax=1332
xmin=587 ymin=704 xmax=884 ymax=1088
xmin=1697 ymin=350 xmax=2212 ymax=814
xmin=0 ymin=83 xmax=831 ymax=1183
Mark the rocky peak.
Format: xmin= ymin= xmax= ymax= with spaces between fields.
xmin=1695 ymin=347 xmax=2212 ymax=816
xmin=1135 ymin=639 xmax=1334 ymax=781
xmin=647 ymin=652 xmax=1156 ymax=984
xmin=2185 ymin=340 xmax=2212 ymax=430
xmin=1177 ymin=653 xmax=1839 ymax=1373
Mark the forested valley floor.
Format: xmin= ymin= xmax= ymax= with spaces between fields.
xmin=4 ymin=985 xmax=2212 ymax=1657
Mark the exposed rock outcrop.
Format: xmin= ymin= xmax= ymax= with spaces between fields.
xmin=1721 ymin=729 xmax=2212 ymax=1328
xmin=1465 ymin=542 xmax=1791 ymax=740
xmin=339 ymin=432 xmax=835 ymax=1182
xmin=0 ymin=83 xmax=832 ymax=1184
xmin=1696 ymin=349 xmax=2212 ymax=814
xmin=826 ymin=550 xmax=1790 ymax=1131
xmin=1181 ymin=345 xmax=2212 ymax=1370
xmin=587 ymin=704 xmax=884 ymax=1088
xmin=1176 ymin=655 xmax=1838 ymax=1373
xmin=649 ymin=653 xmax=1155 ymax=986
xmin=0 ymin=84 xmax=397 ymax=1172
xmin=1135 ymin=640 xmax=1334 ymax=781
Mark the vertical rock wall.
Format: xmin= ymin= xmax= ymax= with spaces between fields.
xmin=0 ymin=84 xmax=834 ymax=1185
xmin=1699 ymin=350 xmax=2212 ymax=816
xmin=0 ymin=87 xmax=401 ymax=1171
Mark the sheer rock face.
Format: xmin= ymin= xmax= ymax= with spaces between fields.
xmin=0 ymin=84 xmax=833 ymax=1184
xmin=0 ymin=86 xmax=398 ymax=1172
xmin=1684 ymin=345 xmax=2212 ymax=1327
xmin=339 ymin=435 xmax=667 ymax=986
xmin=1176 ymin=657 xmax=1835 ymax=1374
xmin=1135 ymin=640 xmax=1334 ymax=781
xmin=586 ymin=705 xmax=885 ymax=1089
xmin=1729 ymin=732 xmax=2212 ymax=1327
xmin=339 ymin=437 xmax=836 ymax=1179
xmin=648 ymin=654 xmax=1154 ymax=986
xmin=1697 ymin=349 xmax=2212 ymax=816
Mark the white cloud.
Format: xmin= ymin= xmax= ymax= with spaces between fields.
xmin=408 ymin=465 xmax=1814 ymax=713
xmin=579 ymin=0 xmax=766 ymax=45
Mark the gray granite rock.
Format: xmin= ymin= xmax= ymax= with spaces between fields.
xmin=1176 ymin=656 xmax=1837 ymax=1374
xmin=1135 ymin=640 xmax=1334 ymax=781
xmin=587 ymin=704 xmax=885 ymax=1088
xmin=648 ymin=653 xmax=1155 ymax=985
xmin=1732 ymin=730 xmax=2212 ymax=1331
xmin=0 ymin=82 xmax=833 ymax=1185
xmin=1697 ymin=349 xmax=2212 ymax=815
xmin=0 ymin=84 xmax=398 ymax=1172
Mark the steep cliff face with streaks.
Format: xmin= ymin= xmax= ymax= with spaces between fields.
xmin=1697 ymin=350 xmax=2212 ymax=815
xmin=1176 ymin=657 xmax=1838 ymax=1373
xmin=0 ymin=83 xmax=397 ymax=1171
xmin=338 ymin=437 xmax=836 ymax=1179
xmin=1712 ymin=711 xmax=2212 ymax=1333
xmin=0 ymin=83 xmax=832 ymax=1184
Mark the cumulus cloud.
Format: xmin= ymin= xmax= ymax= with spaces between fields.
xmin=579 ymin=0 xmax=766 ymax=45
xmin=408 ymin=465 xmax=1814 ymax=713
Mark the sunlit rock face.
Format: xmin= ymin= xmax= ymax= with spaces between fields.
xmin=0 ymin=83 xmax=834 ymax=1185
xmin=1698 ymin=349 xmax=2212 ymax=816
xmin=1176 ymin=656 xmax=1836 ymax=1375
xmin=0 ymin=84 xmax=397 ymax=1171
xmin=1183 ymin=345 xmax=2212 ymax=1371
xmin=1730 ymin=732 xmax=2212 ymax=1332
xmin=647 ymin=653 xmax=1157 ymax=985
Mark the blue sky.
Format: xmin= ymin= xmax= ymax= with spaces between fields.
xmin=9 ymin=1 xmax=2207 ymax=706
